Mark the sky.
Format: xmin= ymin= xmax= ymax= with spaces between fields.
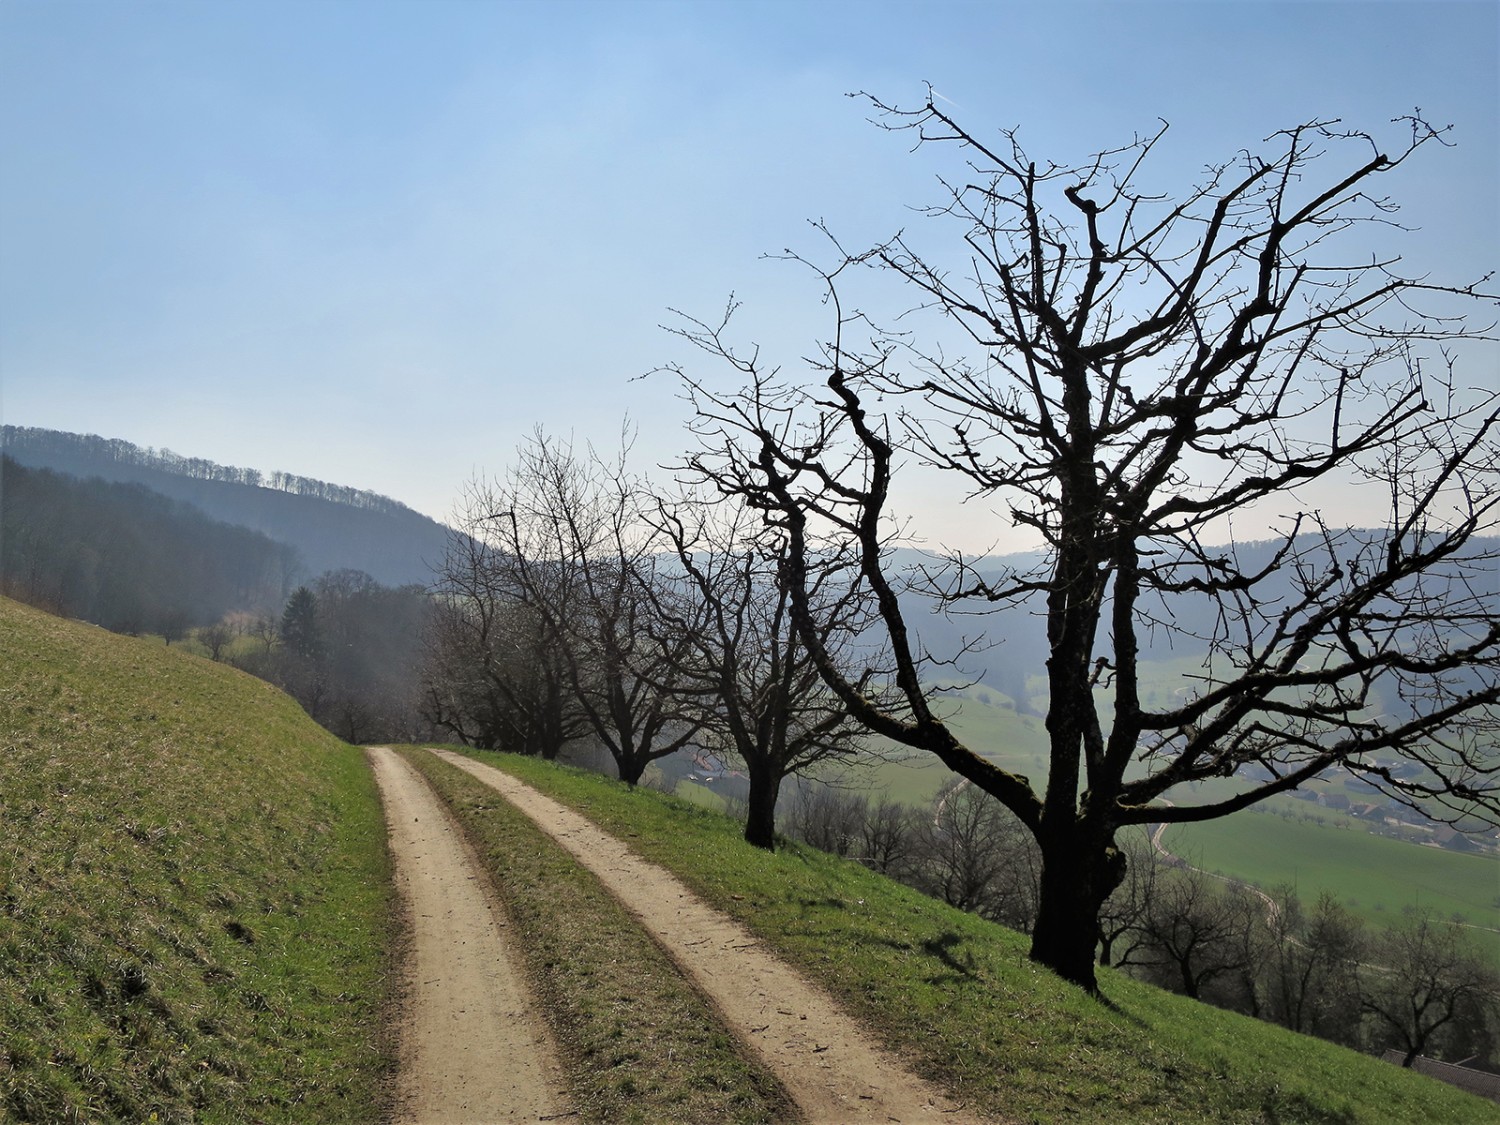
xmin=2 ymin=0 xmax=1496 ymax=552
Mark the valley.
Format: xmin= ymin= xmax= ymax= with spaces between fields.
xmin=677 ymin=680 xmax=1499 ymax=966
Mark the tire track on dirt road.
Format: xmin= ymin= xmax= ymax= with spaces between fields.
xmin=430 ymin=747 xmax=990 ymax=1125
xmin=369 ymin=747 xmax=572 ymax=1125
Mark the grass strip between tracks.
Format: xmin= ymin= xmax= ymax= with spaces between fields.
xmin=402 ymin=748 xmax=798 ymax=1125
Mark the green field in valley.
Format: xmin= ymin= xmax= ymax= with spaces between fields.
xmin=757 ymin=674 xmax=1499 ymax=964
xmin=1162 ymin=811 xmax=1500 ymax=959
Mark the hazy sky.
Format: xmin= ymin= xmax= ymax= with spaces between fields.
xmin=2 ymin=0 xmax=1495 ymax=550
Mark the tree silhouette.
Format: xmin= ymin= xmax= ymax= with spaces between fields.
xmin=668 ymin=95 xmax=1499 ymax=990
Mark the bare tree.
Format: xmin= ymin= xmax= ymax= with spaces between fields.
xmin=1132 ymin=868 xmax=1260 ymax=1002
xmin=1096 ymin=829 xmax=1159 ymax=969
xmin=482 ymin=432 xmax=709 ymax=783
xmin=246 ymin=614 xmax=278 ymax=656
xmin=1259 ymin=889 xmax=1366 ymax=1045
xmin=648 ymin=500 xmax=878 ymax=850
xmin=859 ymin=796 xmax=922 ymax=878
xmin=918 ymin=780 xmax=1041 ymax=930
xmin=425 ymin=433 xmax=709 ymax=777
xmin=422 ymin=506 xmax=587 ymax=757
xmin=196 ymin=619 xmax=234 ymax=662
xmin=782 ymin=783 xmax=869 ymax=857
xmin=1362 ymin=908 xmax=1500 ymax=1066
xmin=667 ymin=94 xmax=1499 ymax=989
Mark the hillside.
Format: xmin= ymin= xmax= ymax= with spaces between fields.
xmin=1 ymin=426 xmax=453 ymax=587
xmin=1 ymin=592 xmax=1494 ymax=1121
xmin=891 ymin=535 xmax=1500 ymax=696
xmin=0 ymin=456 xmax=300 ymax=628
xmin=429 ymin=749 xmax=1500 ymax=1123
xmin=0 ymin=597 xmax=392 ymax=1122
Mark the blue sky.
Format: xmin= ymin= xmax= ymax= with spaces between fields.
xmin=2 ymin=0 xmax=1495 ymax=549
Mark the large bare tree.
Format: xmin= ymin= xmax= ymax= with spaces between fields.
xmin=667 ymin=95 xmax=1499 ymax=990
xmin=1362 ymin=908 xmax=1500 ymax=1067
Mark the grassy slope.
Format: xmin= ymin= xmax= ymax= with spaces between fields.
xmin=462 ymin=749 xmax=1499 ymax=1125
xmin=0 ymin=598 xmax=391 ymax=1123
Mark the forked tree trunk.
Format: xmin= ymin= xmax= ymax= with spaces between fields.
xmin=1028 ymin=831 xmax=1125 ymax=992
xmin=614 ymin=748 xmax=647 ymax=787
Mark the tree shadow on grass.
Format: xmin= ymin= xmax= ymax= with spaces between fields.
xmin=920 ymin=931 xmax=979 ymax=984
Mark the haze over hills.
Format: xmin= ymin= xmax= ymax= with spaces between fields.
xmin=1 ymin=426 xmax=454 ymax=588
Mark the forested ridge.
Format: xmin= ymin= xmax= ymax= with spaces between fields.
xmin=0 ymin=456 xmax=298 ymax=633
xmin=0 ymin=432 xmax=438 ymax=744
xmin=1 ymin=426 xmax=451 ymax=587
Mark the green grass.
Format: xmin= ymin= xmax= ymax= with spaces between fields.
xmin=0 ymin=598 xmax=393 ymax=1123
xmin=449 ymin=747 xmax=1500 ymax=1124
xmin=671 ymin=776 xmax=733 ymax=811
xmin=834 ymin=683 xmax=1498 ymax=965
xmin=400 ymin=750 xmax=796 ymax=1124
xmin=783 ymin=685 xmax=1051 ymax=809
xmin=1163 ymin=811 xmax=1500 ymax=961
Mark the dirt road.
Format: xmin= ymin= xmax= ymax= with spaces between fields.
xmin=368 ymin=747 xmax=571 ymax=1124
xmin=430 ymin=747 xmax=986 ymax=1124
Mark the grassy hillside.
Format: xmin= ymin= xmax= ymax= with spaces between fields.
xmin=459 ymin=748 xmax=1499 ymax=1125
xmin=0 ymin=598 xmax=392 ymax=1123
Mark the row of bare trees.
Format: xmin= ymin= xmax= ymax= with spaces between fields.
xmin=419 ymin=431 xmax=879 ymax=848
xmin=782 ymin=779 xmax=1499 ymax=1067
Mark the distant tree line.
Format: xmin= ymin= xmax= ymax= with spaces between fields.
xmin=0 ymin=453 xmax=433 ymax=745
xmin=780 ymin=779 xmax=1500 ymax=1069
xmin=3 ymin=427 xmax=453 ymax=587
xmin=2 ymin=426 xmax=417 ymax=516
xmin=233 ymin=571 xmax=433 ymax=744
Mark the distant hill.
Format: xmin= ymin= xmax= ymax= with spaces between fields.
xmin=1 ymin=456 xmax=299 ymax=629
xmin=2 ymin=426 xmax=453 ymax=587
xmin=885 ymin=533 xmax=1498 ymax=699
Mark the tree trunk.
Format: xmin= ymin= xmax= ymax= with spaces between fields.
xmin=1029 ymin=831 xmax=1124 ymax=992
xmin=1097 ymin=935 xmax=1115 ymax=967
xmin=616 ymin=753 xmax=645 ymax=787
xmin=743 ymin=764 xmax=781 ymax=851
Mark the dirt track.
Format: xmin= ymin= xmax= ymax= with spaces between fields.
xmin=427 ymin=747 xmax=985 ymax=1124
xmin=369 ymin=747 xmax=571 ymax=1124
